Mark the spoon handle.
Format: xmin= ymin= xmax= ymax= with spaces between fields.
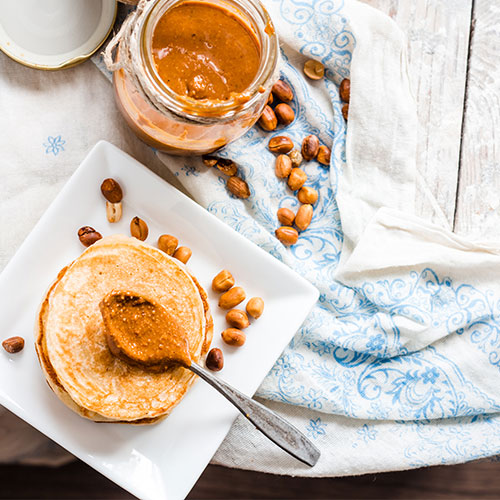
xmin=188 ymin=361 xmax=320 ymax=467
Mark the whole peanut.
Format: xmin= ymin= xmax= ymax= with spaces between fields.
xmin=78 ymin=226 xmax=102 ymax=247
xmin=297 ymin=186 xmax=318 ymax=205
xmin=302 ymin=135 xmax=320 ymax=161
xmin=275 ymin=226 xmax=299 ymax=246
xmin=268 ymin=136 xmax=294 ymax=154
xmin=287 ymin=168 xmax=307 ymax=191
xmin=227 ymin=176 xmax=250 ymax=199
xmin=317 ymin=145 xmax=331 ymax=165
xmin=158 ymin=234 xmax=178 ymax=256
xmin=271 ymin=80 xmax=293 ymax=102
xmin=275 ymin=155 xmax=292 ymax=179
xmin=226 ymin=309 xmax=250 ymax=329
xmin=221 ymin=328 xmax=246 ymax=347
xmin=258 ymin=105 xmax=278 ymax=131
xmin=206 ymin=348 xmax=224 ymax=371
xmin=100 ymin=178 xmax=123 ymax=203
xmin=130 ymin=216 xmax=148 ymax=241
xmin=342 ymin=103 xmax=349 ymax=120
xmin=212 ymin=270 xmax=235 ymax=293
xmin=339 ymin=78 xmax=350 ymax=103
xmin=2 ymin=336 xmax=25 ymax=353
xmin=219 ymin=286 xmax=246 ymax=309
xmin=274 ymin=103 xmax=295 ymax=126
xmin=295 ymin=204 xmax=313 ymax=231
xmin=173 ymin=246 xmax=192 ymax=264
xmin=246 ymin=297 xmax=264 ymax=319
xmin=277 ymin=207 xmax=295 ymax=226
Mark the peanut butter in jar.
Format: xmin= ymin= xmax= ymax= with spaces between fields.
xmin=110 ymin=0 xmax=279 ymax=155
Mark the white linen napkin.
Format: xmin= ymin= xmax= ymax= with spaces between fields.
xmin=2 ymin=0 xmax=500 ymax=478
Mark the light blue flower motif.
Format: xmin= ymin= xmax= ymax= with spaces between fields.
xmin=357 ymin=424 xmax=377 ymax=442
xmin=43 ymin=135 xmax=65 ymax=156
xmin=306 ymin=418 xmax=327 ymax=439
xmin=422 ymin=367 xmax=440 ymax=385
xmin=366 ymin=334 xmax=384 ymax=351
xmin=180 ymin=164 xmax=199 ymax=177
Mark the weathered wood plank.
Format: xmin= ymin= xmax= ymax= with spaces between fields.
xmin=359 ymin=0 xmax=473 ymax=229
xmin=454 ymin=0 xmax=500 ymax=238
xmin=2 ymin=460 xmax=500 ymax=499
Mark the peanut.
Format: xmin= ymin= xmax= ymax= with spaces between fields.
xmin=219 ymin=286 xmax=246 ymax=309
xmin=227 ymin=176 xmax=250 ymax=199
xmin=246 ymin=297 xmax=264 ymax=319
xmin=295 ymin=204 xmax=313 ymax=231
xmin=226 ymin=309 xmax=250 ymax=329
xmin=78 ymin=226 xmax=102 ymax=247
xmin=173 ymin=246 xmax=192 ymax=264
xmin=317 ymin=145 xmax=331 ymax=165
xmin=339 ymin=78 xmax=350 ymax=103
xmin=106 ymin=201 xmax=122 ymax=223
xmin=158 ymin=234 xmax=178 ymax=256
xmin=303 ymin=59 xmax=324 ymax=80
xmin=277 ymin=207 xmax=295 ymax=226
xmin=221 ymin=328 xmax=246 ymax=346
xmin=288 ymin=149 xmax=303 ymax=168
xmin=297 ymin=186 xmax=318 ymax=205
xmin=271 ymin=80 xmax=293 ymax=102
xmin=268 ymin=136 xmax=294 ymax=154
xmin=275 ymin=155 xmax=292 ymax=179
xmin=342 ymin=103 xmax=349 ymax=120
xmin=258 ymin=105 xmax=278 ymax=131
xmin=100 ymin=178 xmax=123 ymax=203
xmin=301 ymin=135 xmax=320 ymax=161
xmin=130 ymin=216 xmax=148 ymax=241
xmin=287 ymin=168 xmax=307 ymax=191
xmin=215 ymin=158 xmax=238 ymax=176
xmin=274 ymin=103 xmax=295 ymax=126
xmin=2 ymin=336 xmax=24 ymax=353
xmin=275 ymin=226 xmax=299 ymax=246
xmin=202 ymin=155 xmax=218 ymax=168
xmin=212 ymin=269 xmax=235 ymax=293
xmin=206 ymin=348 xmax=224 ymax=371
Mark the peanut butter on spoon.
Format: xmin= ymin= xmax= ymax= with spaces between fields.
xmin=99 ymin=291 xmax=320 ymax=467
xmin=100 ymin=291 xmax=192 ymax=369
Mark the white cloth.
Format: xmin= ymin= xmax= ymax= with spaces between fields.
xmin=2 ymin=0 xmax=500 ymax=479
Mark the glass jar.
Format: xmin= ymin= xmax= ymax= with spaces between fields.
xmin=109 ymin=0 xmax=279 ymax=155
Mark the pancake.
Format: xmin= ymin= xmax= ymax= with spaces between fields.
xmin=35 ymin=234 xmax=213 ymax=423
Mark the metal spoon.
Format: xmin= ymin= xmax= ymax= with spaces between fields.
xmin=100 ymin=291 xmax=321 ymax=467
xmin=187 ymin=360 xmax=320 ymax=467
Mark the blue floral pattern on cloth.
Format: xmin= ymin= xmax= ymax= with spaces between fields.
xmin=168 ymin=0 xmax=500 ymax=467
xmin=43 ymin=135 xmax=65 ymax=156
xmin=306 ymin=418 xmax=328 ymax=440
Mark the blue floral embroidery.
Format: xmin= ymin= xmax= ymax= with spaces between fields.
xmin=180 ymin=164 xmax=199 ymax=177
xmin=43 ymin=135 xmax=65 ymax=156
xmin=164 ymin=0 xmax=500 ymax=468
xmin=306 ymin=418 xmax=327 ymax=439
xmin=358 ymin=424 xmax=377 ymax=442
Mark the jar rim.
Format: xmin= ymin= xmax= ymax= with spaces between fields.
xmin=137 ymin=0 xmax=279 ymax=121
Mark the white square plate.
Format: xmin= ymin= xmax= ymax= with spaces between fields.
xmin=0 ymin=141 xmax=318 ymax=500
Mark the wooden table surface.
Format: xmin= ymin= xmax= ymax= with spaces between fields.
xmin=2 ymin=0 xmax=500 ymax=498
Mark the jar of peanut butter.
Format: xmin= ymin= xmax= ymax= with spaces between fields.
xmin=105 ymin=0 xmax=279 ymax=155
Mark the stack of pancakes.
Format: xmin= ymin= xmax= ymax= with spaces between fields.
xmin=35 ymin=235 xmax=213 ymax=424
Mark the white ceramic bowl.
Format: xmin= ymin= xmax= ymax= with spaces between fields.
xmin=0 ymin=0 xmax=116 ymax=70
